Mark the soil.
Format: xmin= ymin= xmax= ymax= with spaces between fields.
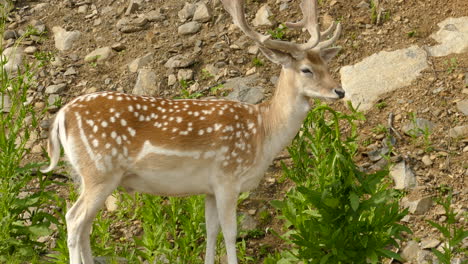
xmin=4 ymin=0 xmax=467 ymax=262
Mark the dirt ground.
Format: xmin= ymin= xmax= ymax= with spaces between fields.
xmin=4 ymin=0 xmax=467 ymax=262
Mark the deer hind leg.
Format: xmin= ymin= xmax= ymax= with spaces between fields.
xmin=215 ymin=186 xmax=240 ymax=264
xmin=204 ymin=194 xmax=220 ymax=264
xmin=66 ymin=170 xmax=121 ymax=264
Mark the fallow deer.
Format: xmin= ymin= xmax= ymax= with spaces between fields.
xmin=42 ymin=0 xmax=344 ymax=263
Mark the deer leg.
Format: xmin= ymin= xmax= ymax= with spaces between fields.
xmin=204 ymin=194 xmax=220 ymax=264
xmin=66 ymin=195 xmax=86 ymax=264
xmin=215 ymin=187 xmax=239 ymax=264
xmin=67 ymin=173 xmax=120 ymax=264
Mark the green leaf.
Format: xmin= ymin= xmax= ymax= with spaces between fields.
xmin=349 ymin=192 xmax=360 ymax=211
xmin=377 ymin=248 xmax=404 ymax=261
xmin=28 ymin=224 xmax=52 ymax=237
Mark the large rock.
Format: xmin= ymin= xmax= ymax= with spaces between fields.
xmin=52 ymin=26 xmax=81 ymax=51
xmin=224 ymin=74 xmax=265 ymax=104
xmin=2 ymin=46 xmax=23 ymax=73
xmin=390 ymin=161 xmax=417 ymax=190
xmin=427 ymin=17 xmax=468 ymax=57
xmin=133 ymin=69 xmax=158 ymax=96
xmin=340 ymin=46 xmax=428 ymax=111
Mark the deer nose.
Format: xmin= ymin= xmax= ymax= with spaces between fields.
xmin=334 ymin=88 xmax=345 ymax=99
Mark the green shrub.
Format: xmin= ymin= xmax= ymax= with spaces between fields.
xmin=272 ymin=102 xmax=410 ymax=263
xmin=0 ymin=49 xmax=57 ymax=261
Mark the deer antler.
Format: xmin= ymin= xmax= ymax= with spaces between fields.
xmin=221 ymin=0 xmax=341 ymax=52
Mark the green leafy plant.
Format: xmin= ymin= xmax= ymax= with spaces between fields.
xmin=267 ymin=24 xmax=287 ymax=40
xmin=407 ymin=30 xmax=417 ymax=38
xmin=200 ymin=69 xmax=214 ymax=80
xmin=444 ymin=58 xmax=458 ymax=74
xmin=252 ymin=57 xmax=264 ymax=67
xmin=210 ymin=83 xmax=226 ymax=96
xmin=372 ymin=124 xmax=387 ymax=134
xmin=271 ymin=102 xmax=410 ymax=263
xmin=175 ymin=80 xmax=203 ymax=99
xmin=375 ymin=101 xmax=387 ymax=109
xmin=427 ymin=192 xmax=468 ymax=264
xmin=0 ymin=47 xmax=57 ymax=261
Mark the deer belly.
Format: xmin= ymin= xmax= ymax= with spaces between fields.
xmin=121 ymin=154 xmax=216 ymax=196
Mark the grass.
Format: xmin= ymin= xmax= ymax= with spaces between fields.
xmin=427 ymin=192 xmax=468 ymax=264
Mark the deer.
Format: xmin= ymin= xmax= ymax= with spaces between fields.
xmin=41 ymin=0 xmax=344 ymax=263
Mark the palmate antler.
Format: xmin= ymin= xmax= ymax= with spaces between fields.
xmin=220 ymin=0 xmax=341 ymax=52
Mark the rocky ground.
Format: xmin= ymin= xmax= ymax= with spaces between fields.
xmin=1 ymin=0 xmax=467 ymax=263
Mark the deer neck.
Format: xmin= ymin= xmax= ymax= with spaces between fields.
xmin=259 ymin=67 xmax=311 ymax=158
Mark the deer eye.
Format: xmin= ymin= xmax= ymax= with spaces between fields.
xmin=301 ymin=68 xmax=313 ymax=75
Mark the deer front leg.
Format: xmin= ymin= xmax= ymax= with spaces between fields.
xmin=215 ymin=187 xmax=239 ymax=264
xmin=204 ymin=194 xmax=220 ymax=264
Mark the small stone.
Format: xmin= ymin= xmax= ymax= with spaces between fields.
xmin=167 ymin=74 xmax=177 ymax=86
xmin=421 ymin=238 xmax=440 ymax=249
xmin=401 ymin=196 xmax=432 ymax=214
xmin=1 ymin=95 xmax=11 ymax=113
xmin=253 ymin=4 xmax=273 ymax=26
xmin=164 ymin=54 xmax=196 ymax=68
xmin=31 ymin=144 xmax=43 ymax=154
xmin=448 ymin=125 xmax=468 ymax=138
xmin=178 ymin=21 xmax=201 ymax=35
xmin=52 ymin=26 xmax=81 ymax=51
xmin=246 ymin=67 xmax=256 ymax=76
xmin=84 ymin=47 xmax=113 ymax=62
xmin=128 ymin=52 xmax=153 ymax=73
xmin=2 ymin=46 xmax=24 ymax=73
xmin=402 ymin=118 xmax=435 ymax=136
xmin=247 ymin=209 xmax=257 ymax=215
xmin=421 ymin=155 xmax=433 ymax=166
xmin=45 ymin=83 xmax=67 ymax=94
xmin=111 ymin=43 xmax=126 ymax=52
xmin=193 ymin=3 xmax=211 ymax=22
xmin=145 ymin=9 xmax=166 ymax=22
xmin=225 ymin=74 xmax=265 ymax=104
xmin=24 ymin=46 xmax=38 ymax=54
xmin=401 ymin=241 xmax=420 ymax=262
xmin=356 ymin=1 xmax=370 ymax=9
xmin=239 ymin=213 xmax=258 ymax=231
xmin=178 ymin=3 xmax=196 ymax=21
xmin=133 ymin=69 xmax=159 ymax=96
xmin=77 ymin=5 xmax=88 ymax=13
xmin=248 ymin=45 xmax=259 ymax=55
xmin=456 ymin=99 xmax=468 ymax=116
xmin=177 ymin=69 xmax=193 ymax=81
xmin=64 ymin=67 xmax=77 ymax=76
xmin=390 ymin=161 xmax=417 ymax=190
xmin=3 ymin=30 xmax=18 ymax=40
xmin=463 ymin=145 xmax=468 ymax=152
xmin=105 ymin=195 xmax=118 ymax=212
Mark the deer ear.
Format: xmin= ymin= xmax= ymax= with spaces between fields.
xmin=320 ymin=46 xmax=341 ymax=62
xmin=259 ymin=47 xmax=293 ymax=66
